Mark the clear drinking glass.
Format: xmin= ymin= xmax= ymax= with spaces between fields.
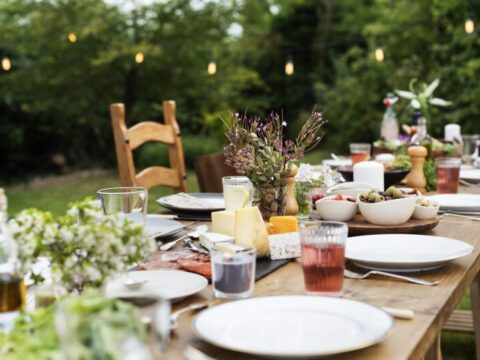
xmin=350 ymin=143 xmax=371 ymax=165
xmin=211 ymin=245 xmax=256 ymax=299
xmin=222 ymin=176 xmax=253 ymax=210
xmin=299 ymin=221 xmax=347 ymax=296
xmin=97 ymin=187 xmax=148 ymax=226
xmin=462 ymin=135 xmax=480 ymax=164
xmin=435 ymin=158 xmax=462 ymax=194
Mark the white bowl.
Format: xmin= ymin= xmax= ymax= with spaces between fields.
xmin=315 ymin=196 xmax=358 ymax=222
xmin=357 ymin=196 xmax=416 ymax=225
xmin=412 ymin=203 xmax=439 ymax=220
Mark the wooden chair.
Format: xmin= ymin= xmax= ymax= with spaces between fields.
xmin=194 ymin=152 xmax=237 ymax=193
xmin=110 ymin=100 xmax=188 ymax=193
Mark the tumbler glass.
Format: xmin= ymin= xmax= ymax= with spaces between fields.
xmin=97 ymin=187 xmax=148 ymax=225
xmin=435 ymin=158 xmax=461 ymax=194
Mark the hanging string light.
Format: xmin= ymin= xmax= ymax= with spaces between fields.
xmin=375 ymin=47 xmax=385 ymax=62
xmin=465 ymin=18 xmax=475 ymax=34
xmin=207 ymin=61 xmax=216 ymax=75
xmin=1 ymin=57 xmax=12 ymax=72
xmin=135 ymin=52 xmax=144 ymax=64
xmin=67 ymin=32 xmax=77 ymax=43
xmin=285 ymin=59 xmax=294 ymax=75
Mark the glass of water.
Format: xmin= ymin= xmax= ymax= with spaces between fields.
xmin=222 ymin=176 xmax=253 ymax=210
xmin=97 ymin=187 xmax=148 ymax=226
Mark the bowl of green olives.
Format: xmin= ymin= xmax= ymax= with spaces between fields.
xmin=357 ymin=187 xmax=417 ymax=225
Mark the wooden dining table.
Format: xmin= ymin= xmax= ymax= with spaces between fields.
xmin=153 ymin=190 xmax=480 ymax=360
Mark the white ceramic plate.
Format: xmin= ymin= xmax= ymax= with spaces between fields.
xmin=346 ymin=234 xmax=473 ymax=272
xmin=157 ymin=193 xmax=225 ymax=214
xmin=427 ymin=194 xmax=480 ymax=211
xmin=193 ymin=295 xmax=393 ymax=358
xmin=460 ymin=169 xmax=480 ymax=184
xmin=322 ymin=158 xmax=352 ymax=168
xmin=105 ymin=270 xmax=208 ymax=302
xmin=145 ymin=215 xmax=183 ymax=239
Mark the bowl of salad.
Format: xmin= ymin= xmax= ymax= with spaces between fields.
xmin=314 ymin=194 xmax=358 ymax=222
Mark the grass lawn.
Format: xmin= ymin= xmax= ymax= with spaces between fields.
xmin=3 ymin=162 xmax=476 ymax=358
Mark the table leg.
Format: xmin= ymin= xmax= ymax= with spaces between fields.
xmin=424 ymin=334 xmax=442 ymax=360
xmin=471 ymin=271 xmax=480 ymax=360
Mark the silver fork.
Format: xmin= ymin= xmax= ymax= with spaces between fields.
xmin=344 ymin=269 xmax=439 ymax=286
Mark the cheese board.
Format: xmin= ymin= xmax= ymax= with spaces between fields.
xmin=346 ymin=214 xmax=440 ymax=236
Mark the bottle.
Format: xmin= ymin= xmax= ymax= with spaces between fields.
xmin=410 ymin=115 xmax=433 ymax=158
xmin=380 ymin=95 xmax=399 ymax=142
xmin=0 ymin=189 xmax=25 ymax=316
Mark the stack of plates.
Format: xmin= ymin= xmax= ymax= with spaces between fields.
xmin=157 ymin=193 xmax=225 ymax=220
xmin=427 ymin=194 xmax=480 ymax=213
xmin=346 ymin=234 xmax=473 ymax=272
xmin=460 ymin=168 xmax=480 ymax=184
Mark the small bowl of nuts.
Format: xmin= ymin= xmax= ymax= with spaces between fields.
xmin=413 ymin=198 xmax=439 ymax=220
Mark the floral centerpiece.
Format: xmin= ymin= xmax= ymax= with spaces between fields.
xmin=9 ymin=198 xmax=155 ymax=293
xmin=224 ymin=110 xmax=326 ymax=219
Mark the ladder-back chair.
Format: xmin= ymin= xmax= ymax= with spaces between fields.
xmin=110 ymin=100 xmax=188 ymax=193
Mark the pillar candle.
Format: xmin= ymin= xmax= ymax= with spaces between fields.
xmin=444 ymin=124 xmax=461 ymax=142
xmin=353 ymin=161 xmax=384 ymax=191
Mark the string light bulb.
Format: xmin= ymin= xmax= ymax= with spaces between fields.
xmin=375 ymin=47 xmax=385 ymax=62
xmin=207 ymin=61 xmax=216 ymax=75
xmin=285 ymin=59 xmax=294 ymax=75
xmin=1 ymin=57 xmax=12 ymax=72
xmin=135 ymin=52 xmax=144 ymax=64
xmin=67 ymin=32 xmax=77 ymax=43
xmin=465 ymin=18 xmax=475 ymax=34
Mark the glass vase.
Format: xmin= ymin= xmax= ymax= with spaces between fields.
xmin=254 ymin=184 xmax=287 ymax=221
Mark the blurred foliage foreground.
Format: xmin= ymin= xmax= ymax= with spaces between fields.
xmin=1 ymin=0 xmax=480 ymax=181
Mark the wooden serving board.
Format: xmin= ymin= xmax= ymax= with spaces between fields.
xmin=347 ymin=214 xmax=440 ymax=236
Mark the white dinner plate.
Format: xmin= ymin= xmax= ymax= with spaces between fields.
xmin=346 ymin=234 xmax=473 ymax=272
xmin=145 ymin=214 xmax=183 ymax=239
xmin=104 ymin=270 xmax=208 ymax=302
xmin=157 ymin=193 xmax=225 ymax=214
xmin=427 ymin=194 xmax=480 ymax=211
xmin=460 ymin=169 xmax=480 ymax=184
xmin=193 ymin=296 xmax=393 ymax=358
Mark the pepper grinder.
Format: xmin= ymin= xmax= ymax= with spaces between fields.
xmin=285 ymin=164 xmax=298 ymax=216
xmin=406 ymin=145 xmax=428 ymax=193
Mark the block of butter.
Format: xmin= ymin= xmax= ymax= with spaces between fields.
xmin=199 ymin=232 xmax=234 ymax=251
xmin=268 ymin=232 xmax=301 ymax=260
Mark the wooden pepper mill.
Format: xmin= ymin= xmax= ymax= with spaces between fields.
xmin=406 ymin=145 xmax=428 ymax=193
xmin=285 ymin=164 xmax=299 ymax=216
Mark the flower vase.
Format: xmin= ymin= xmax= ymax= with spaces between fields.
xmin=254 ymin=184 xmax=288 ymax=221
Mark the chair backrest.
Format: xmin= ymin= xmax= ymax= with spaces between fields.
xmin=194 ymin=152 xmax=237 ymax=193
xmin=110 ymin=100 xmax=188 ymax=193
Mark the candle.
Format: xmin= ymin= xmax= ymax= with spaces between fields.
xmin=353 ymin=161 xmax=384 ymax=191
xmin=211 ymin=247 xmax=256 ymax=299
xmin=444 ymin=124 xmax=461 ymax=143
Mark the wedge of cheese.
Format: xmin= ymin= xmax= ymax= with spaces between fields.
xmin=269 ymin=216 xmax=299 ymax=234
xmin=211 ymin=210 xmax=235 ymax=237
xmin=235 ymin=206 xmax=269 ymax=257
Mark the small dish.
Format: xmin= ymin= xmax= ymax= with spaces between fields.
xmin=413 ymin=199 xmax=439 ymax=220
xmin=358 ymin=196 xmax=416 ymax=226
xmin=315 ymin=195 xmax=358 ymax=222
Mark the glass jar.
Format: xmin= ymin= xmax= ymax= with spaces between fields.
xmin=254 ymin=184 xmax=287 ymax=221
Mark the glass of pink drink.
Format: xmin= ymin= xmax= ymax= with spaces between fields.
xmin=299 ymin=221 xmax=348 ymax=296
xmin=435 ymin=157 xmax=462 ymax=194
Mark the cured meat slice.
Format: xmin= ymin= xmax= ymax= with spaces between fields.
xmin=138 ymin=259 xmax=181 ymax=271
xmin=177 ymin=259 xmax=212 ymax=279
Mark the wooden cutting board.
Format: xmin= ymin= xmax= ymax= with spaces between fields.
xmin=347 ymin=214 xmax=440 ymax=236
